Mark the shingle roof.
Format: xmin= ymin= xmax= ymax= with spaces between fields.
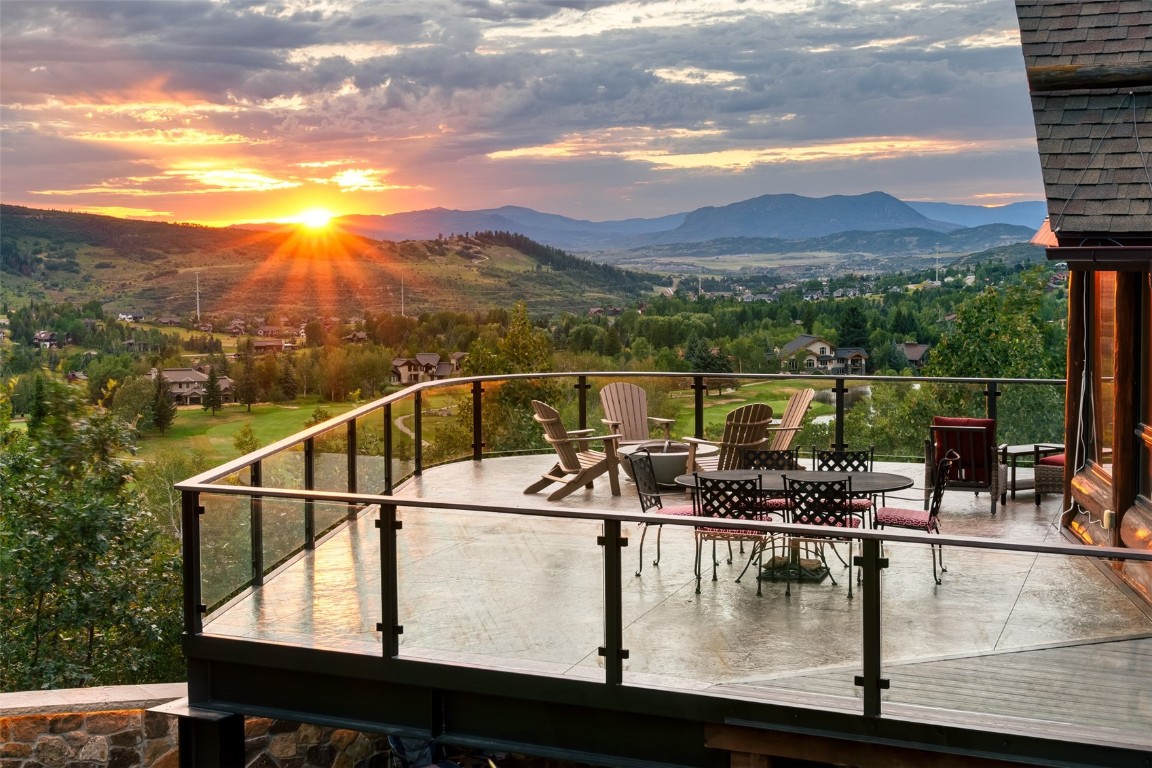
xmin=1015 ymin=0 xmax=1152 ymax=237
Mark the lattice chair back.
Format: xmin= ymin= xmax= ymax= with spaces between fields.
xmin=925 ymin=450 xmax=958 ymax=523
xmin=813 ymin=446 xmax=874 ymax=473
xmin=694 ymin=474 xmax=764 ymax=521
xmin=741 ymin=447 xmax=800 ymax=471
xmin=785 ymin=475 xmax=856 ymax=528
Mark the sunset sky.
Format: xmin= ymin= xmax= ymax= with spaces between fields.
xmin=0 ymin=0 xmax=1044 ymax=226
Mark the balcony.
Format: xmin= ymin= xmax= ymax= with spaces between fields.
xmin=175 ymin=373 xmax=1152 ymax=767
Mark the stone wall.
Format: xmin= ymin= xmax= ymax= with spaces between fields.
xmin=0 ymin=709 xmax=178 ymax=768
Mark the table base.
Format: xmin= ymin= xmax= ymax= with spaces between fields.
xmin=759 ymin=554 xmax=829 ymax=583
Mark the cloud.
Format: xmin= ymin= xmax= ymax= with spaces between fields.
xmin=0 ymin=0 xmax=1044 ymax=221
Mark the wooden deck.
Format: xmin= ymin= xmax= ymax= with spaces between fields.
xmin=202 ymin=455 xmax=1152 ymax=752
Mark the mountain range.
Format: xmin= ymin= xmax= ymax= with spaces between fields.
xmin=239 ymin=192 xmax=1047 ymax=253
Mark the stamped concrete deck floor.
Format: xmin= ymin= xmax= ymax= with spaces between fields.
xmin=203 ymin=456 xmax=1152 ymax=748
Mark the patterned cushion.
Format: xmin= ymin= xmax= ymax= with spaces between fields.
xmin=1038 ymin=453 xmax=1065 ymax=467
xmin=697 ymin=526 xmax=761 ymax=536
xmin=793 ymin=515 xmax=861 ymax=528
xmin=849 ymin=498 xmax=873 ymax=511
xmin=656 ymin=504 xmax=696 ymax=516
xmin=875 ymin=507 xmax=930 ymax=529
xmin=759 ymin=498 xmax=792 ymax=510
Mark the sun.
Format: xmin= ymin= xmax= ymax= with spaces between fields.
xmin=297 ymin=207 xmax=334 ymax=229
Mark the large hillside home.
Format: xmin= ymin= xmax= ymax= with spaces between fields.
xmin=152 ymin=367 xmax=234 ymax=406
xmin=391 ymin=352 xmax=468 ymax=384
xmin=1015 ymin=0 xmax=1152 ymax=599
xmin=775 ymin=334 xmax=868 ymax=375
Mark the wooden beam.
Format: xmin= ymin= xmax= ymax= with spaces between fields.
xmin=1026 ymin=64 xmax=1152 ymax=92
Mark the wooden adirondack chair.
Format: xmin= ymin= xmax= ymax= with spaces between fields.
xmin=523 ymin=400 xmax=622 ymax=502
xmin=599 ymin=381 xmax=673 ymax=444
xmin=766 ymin=388 xmax=815 ymax=451
xmin=682 ymin=403 xmax=773 ymax=473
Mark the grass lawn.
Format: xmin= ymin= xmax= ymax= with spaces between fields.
xmin=136 ymin=398 xmax=357 ymax=465
xmin=668 ymin=380 xmax=835 ymax=438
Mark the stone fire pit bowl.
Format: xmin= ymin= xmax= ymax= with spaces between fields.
xmin=617 ymin=440 xmax=720 ymax=487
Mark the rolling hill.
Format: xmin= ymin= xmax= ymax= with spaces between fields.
xmin=0 ymin=206 xmax=661 ymax=318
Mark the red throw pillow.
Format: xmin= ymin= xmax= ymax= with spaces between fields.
xmin=1038 ymin=453 xmax=1065 ymax=466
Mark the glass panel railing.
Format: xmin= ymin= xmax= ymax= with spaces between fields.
xmin=313 ymin=426 xmax=350 ymax=492
xmin=621 ymin=517 xmax=862 ymax=713
xmin=420 ymin=382 xmax=473 ymax=468
xmin=355 ymin=409 xmax=390 ymax=494
xmin=199 ymin=492 xmax=252 ymax=614
xmin=883 ymin=546 xmax=1152 ymax=746
xmin=260 ymin=496 xmax=308 ymax=573
xmin=390 ymin=393 xmax=419 ymax=484
xmin=394 ymin=505 xmax=605 ymax=680
xmin=262 ymin=446 xmax=306 ymax=490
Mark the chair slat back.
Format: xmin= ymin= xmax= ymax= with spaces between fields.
xmin=785 ymin=475 xmax=854 ymax=527
xmin=599 ymin=382 xmax=651 ymax=443
xmin=715 ymin=403 xmax=773 ymax=470
xmin=531 ymin=399 xmax=582 ymax=471
xmin=926 ymin=450 xmax=958 ymax=520
xmin=814 ymin=446 xmax=874 ymax=473
xmin=630 ymin=448 xmax=663 ymax=513
xmin=768 ymin=388 xmax=815 ymax=450
xmin=694 ymin=474 xmax=764 ymax=522
xmin=741 ymin=448 xmax=800 ymax=471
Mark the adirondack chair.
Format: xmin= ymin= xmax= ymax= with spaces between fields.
xmin=766 ymin=388 xmax=815 ymax=451
xmin=599 ymin=381 xmax=673 ymax=444
xmin=682 ymin=403 xmax=773 ymax=473
xmin=523 ymin=400 xmax=622 ymax=502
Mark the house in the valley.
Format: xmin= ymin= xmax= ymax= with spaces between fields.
xmin=391 ymin=353 xmax=468 ymax=385
xmin=152 ymin=366 xmax=234 ymax=406
xmin=775 ymin=334 xmax=868 ymax=374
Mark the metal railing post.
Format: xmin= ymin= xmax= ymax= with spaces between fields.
xmin=414 ymin=390 xmax=423 ymax=476
xmin=384 ymin=403 xmax=394 ymax=494
xmin=834 ymin=377 xmax=847 ymax=449
xmin=377 ymin=503 xmax=402 ymax=659
xmin=472 ymin=380 xmax=484 ymax=461
xmin=576 ymin=375 xmax=590 ymax=430
xmin=986 ymin=381 xmax=1000 ymax=423
xmin=250 ymin=461 xmax=264 ymax=586
xmin=347 ymin=419 xmax=357 ymax=500
xmin=181 ymin=489 xmax=204 ymax=635
xmin=693 ymin=376 xmax=705 ymax=438
xmin=598 ymin=519 xmax=628 ymax=686
xmin=854 ymin=538 xmax=889 ymax=718
xmin=304 ymin=437 xmax=315 ymax=549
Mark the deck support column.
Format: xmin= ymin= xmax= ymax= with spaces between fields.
xmin=250 ymin=461 xmax=264 ymax=586
xmin=304 ymin=437 xmax=315 ymax=549
xmin=833 ymin=378 xmax=847 ymax=449
xmin=598 ymin=520 xmax=628 ymax=685
xmin=384 ymin=403 xmax=394 ymax=494
xmin=692 ymin=376 xmax=705 ymax=439
xmin=156 ymin=700 xmax=244 ymax=768
xmin=414 ymin=391 xmax=423 ymax=476
xmin=854 ymin=537 xmax=889 ymax=718
xmin=377 ymin=503 xmax=402 ymax=658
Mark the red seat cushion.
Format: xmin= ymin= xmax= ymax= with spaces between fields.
xmin=793 ymin=515 xmax=862 ymax=528
xmin=656 ymin=504 xmax=696 ymax=516
xmin=875 ymin=507 xmax=931 ymax=529
xmin=1038 ymin=453 xmax=1065 ymax=467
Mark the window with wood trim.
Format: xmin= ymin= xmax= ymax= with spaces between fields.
xmin=1092 ymin=271 xmax=1116 ymax=475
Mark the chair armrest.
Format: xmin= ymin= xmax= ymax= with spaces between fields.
xmin=566 ymin=428 xmax=596 ymax=437
xmin=646 ymin=416 xmax=674 ymax=440
xmin=601 ymin=418 xmax=623 ymax=431
xmin=680 ymin=436 xmax=719 ymax=447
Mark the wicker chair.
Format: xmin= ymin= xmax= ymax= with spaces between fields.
xmin=1034 ymin=446 xmax=1066 ymax=506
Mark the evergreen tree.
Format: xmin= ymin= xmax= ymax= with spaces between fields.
xmin=837 ymin=303 xmax=870 ymax=348
xmin=151 ymin=372 xmax=176 ymax=434
xmin=279 ymin=357 xmax=299 ymax=400
xmin=235 ymin=359 xmax=258 ymax=412
xmin=202 ymin=367 xmax=223 ymax=415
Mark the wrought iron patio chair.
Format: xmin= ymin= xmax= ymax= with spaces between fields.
xmin=693 ymin=474 xmax=773 ymax=596
xmin=782 ymin=475 xmax=863 ymax=598
xmin=813 ymin=445 xmax=878 ymax=523
xmin=523 ymin=399 xmax=621 ymax=502
xmin=925 ymin=417 xmax=1006 ymax=515
xmin=875 ymin=450 xmax=957 ymax=584
xmin=629 ymin=448 xmax=696 ymax=577
xmin=741 ymin=447 xmax=802 ymax=514
xmin=683 ymin=403 xmax=773 ymax=473
xmin=599 ymin=381 xmax=673 ymax=445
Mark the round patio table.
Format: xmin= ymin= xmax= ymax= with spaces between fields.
xmin=673 ymin=469 xmax=914 ymax=496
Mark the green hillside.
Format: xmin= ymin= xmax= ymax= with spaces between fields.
xmin=0 ymin=205 xmax=663 ymax=317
